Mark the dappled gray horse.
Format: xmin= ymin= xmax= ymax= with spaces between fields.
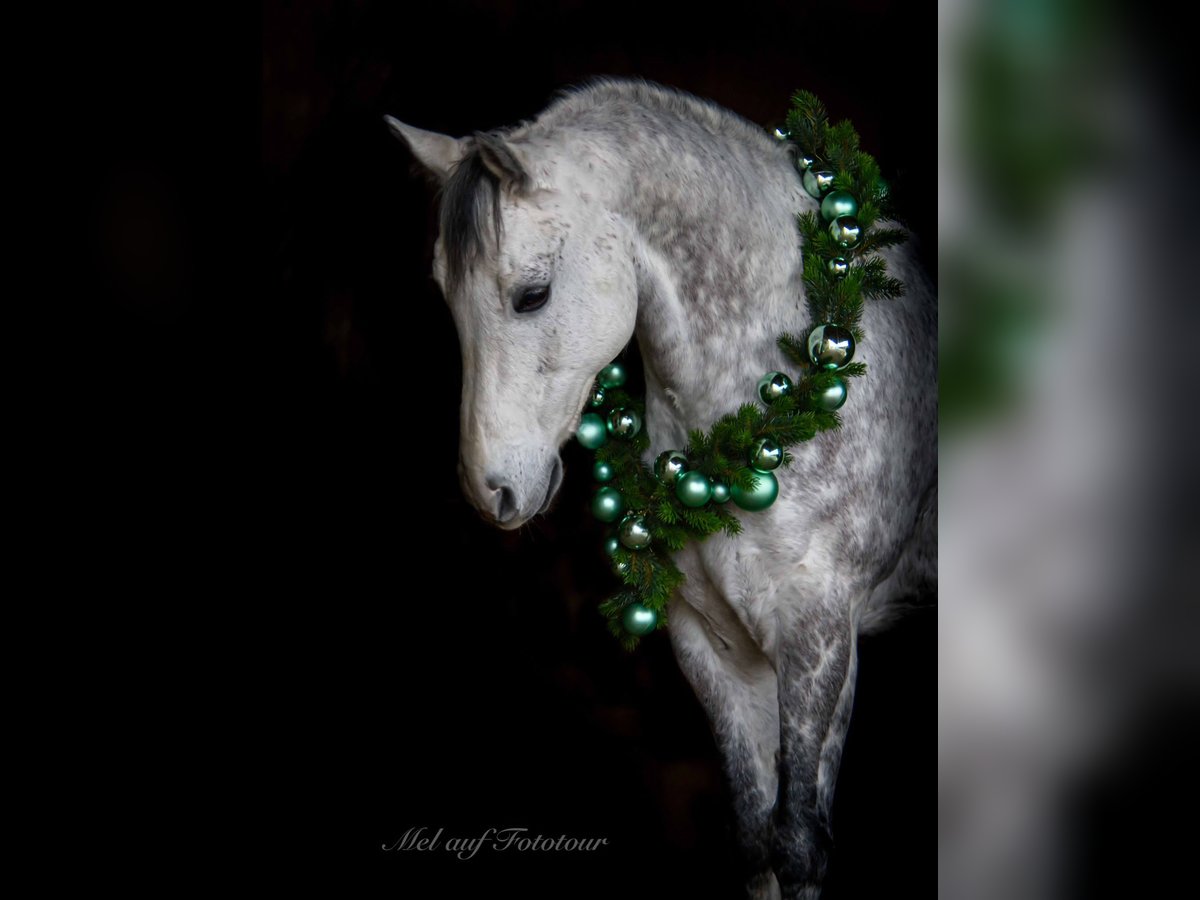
xmin=387 ymin=78 xmax=935 ymax=899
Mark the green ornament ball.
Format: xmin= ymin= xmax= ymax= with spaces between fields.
xmin=588 ymin=384 xmax=607 ymax=408
xmin=795 ymin=152 xmax=815 ymax=172
xmin=807 ymin=324 xmax=856 ymax=370
xmin=622 ymin=602 xmax=658 ymax=636
xmin=607 ymin=407 xmax=642 ymax=439
xmin=654 ymin=450 xmax=689 ymax=484
xmin=750 ymin=438 xmax=783 ymax=471
xmin=816 ymin=377 xmax=848 ymax=411
xmin=675 ymin=470 xmax=713 ymax=508
xmin=593 ymin=460 xmax=615 ymax=483
xmin=757 ymin=371 xmax=793 ymax=405
xmin=598 ymin=362 xmax=627 ymax=389
xmin=619 ymin=514 xmax=652 ymax=550
xmin=576 ymin=413 xmax=607 ymax=449
xmin=827 ymin=256 xmax=849 ymax=278
xmin=731 ymin=469 xmax=779 ymax=511
xmin=603 ymin=535 xmax=621 ymax=557
xmin=803 ymin=169 xmax=835 ymax=199
xmin=773 ymin=126 xmax=790 ymax=141
xmin=592 ymin=487 xmax=624 ymax=523
xmin=829 ymin=215 xmax=862 ymax=249
xmin=711 ymin=481 xmax=731 ymax=504
xmin=821 ymin=190 xmax=859 ymax=222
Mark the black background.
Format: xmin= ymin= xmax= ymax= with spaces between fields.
xmin=70 ymin=2 xmax=933 ymax=895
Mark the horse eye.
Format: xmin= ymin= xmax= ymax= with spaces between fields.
xmin=514 ymin=284 xmax=550 ymax=313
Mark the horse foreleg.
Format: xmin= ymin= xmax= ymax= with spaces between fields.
xmin=669 ymin=588 xmax=781 ymax=900
xmin=772 ymin=606 xmax=857 ymax=900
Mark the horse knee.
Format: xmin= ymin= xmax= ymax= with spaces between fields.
xmin=770 ymin=805 xmax=833 ymax=897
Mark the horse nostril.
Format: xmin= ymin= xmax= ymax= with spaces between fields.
xmin=485 ymin=475 xmax=519 ymax=523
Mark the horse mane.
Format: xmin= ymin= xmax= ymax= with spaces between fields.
xmin=436 ymin=77 xmax=773 ymax=293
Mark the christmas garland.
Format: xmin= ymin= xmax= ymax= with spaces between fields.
xmin=577 ymin=91 xmax=907 ymax=648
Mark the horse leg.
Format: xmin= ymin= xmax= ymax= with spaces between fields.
xmin=668 ymin=585 xmax=782 ymax=900
xmin=772 ymin=606 xmax=857 ymax=899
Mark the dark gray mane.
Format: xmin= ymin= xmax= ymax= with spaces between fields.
xmin=439 ymin=144 xmax=500 ymax=294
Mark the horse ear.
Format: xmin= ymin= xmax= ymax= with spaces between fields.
xmin=384 ymin=116 xmax=467 ymax=183
xmin=473 ymin=131 xmax=532 ymax=193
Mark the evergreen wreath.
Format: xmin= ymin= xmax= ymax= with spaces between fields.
xmin=576 ymin=91 xmax=907 ymax=648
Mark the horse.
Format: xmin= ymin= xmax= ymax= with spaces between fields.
xmin=385 ymin=78 xmax=936 ymax=899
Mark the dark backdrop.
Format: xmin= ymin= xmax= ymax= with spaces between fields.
xmin=72 ymin=2 xmax=934 ymax=895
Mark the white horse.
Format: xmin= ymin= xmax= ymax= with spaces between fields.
xmin=386 ymin=78 xmax=936 ymax=899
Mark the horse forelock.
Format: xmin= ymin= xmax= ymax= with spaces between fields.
xmin=439 ymin=146 xmax=502 ymax=295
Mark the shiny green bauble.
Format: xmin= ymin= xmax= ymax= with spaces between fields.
xmin=757 ymin=371 xmax=793 ymax=405
xmin=592 ymin=487 xmax=624 ymax=522
xmin=598 ymin=362 xmax=627 ymax=389
xmin=675 ymin=471 xmax=713 ymax=508
xmin=622 ymin=602 xmax=658 ymax=636
xmin=815 ymin=377 xmax=848 ymax=411
xmin=603 ymin=535 xmax=621 ymax=557
xmin=795 ymin=152 xmax=815 ymax=172
xmin=619 ymin=514 xmax=652 ymax=550
xmin=607 ymin=407 xmax=642 ymax=439
xmin=750 ymin=438 xmax=783 ymax=471
xmin=828 ymin=215 xmax=862 ymax=249
xmin=827 ymin=256 xmax=849 ymax=278
xmin=773 ymin=126 xmax=790 ymax=141
xmin=803 ymin=169 xmax=835 ymax=198
xmin=588 ymin=384 xmax=607 ymax=407
xmin=593 ymin=460 xmax=615 ymax=483
xmin=731 ymin=469 xmax=779 ymax=511
xmin=654 ymin=450 xmax=689 ymax=484
xmin=807 ymin=324 xmax=856 ymax=370
xmin=821 ymin=190 xmax=859 ymax=222
xmin=710 ymin=481 xmax=731 ymax=504
xmin=576 ymin=413 xmax=607 ymax=449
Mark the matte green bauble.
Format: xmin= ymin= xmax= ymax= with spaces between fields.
xmin=815 ymin=377 xmax=848 ymax=411
xmin=827 ymin=256 xmax=849 ymax=278
xmin=607 ymin=407 xmax=642 ymax=439
xmin=619 ymin=514 xmax=652 ymax=550
xmin=710 ymin=481 xmax=731 ymax=504
xmin=675 ymin=471 xmax=713 ymax=508
xmin=757 ymin=371 xmax=793 ymax=405
xmin=592 ymin=487 xmax=624 ymax=522
xmin=820 ymin=190 xmax=859 ymax=222
xmin=731 ymin=469 xmax=779 ymax=511
xmin=622 ymin=602 xmax=658 ymax=636
xmin=588 ymin=384 xmax=606 ymax=407
xmin=807 ymin=324 xmax=856 ymax=370
xmin=795 ymin=152 xmax=815 ymax=172
xmin=803 ymin=169 xmax=835 ymax=198
xmin=603 ymin=536 xmax=621 ymax=557
xmin=828 ymin=215 xmax=862 ymax=249
xmin=598 ymin=362 xmax=627 ymax=389
xmin=750 ymin=438 xmax=783 ymax=471
xmin=654 ymin=450 xmax=689 ymax=484
xmin=593 ymin=460 xmax=615 ymax=483
xmin=576 ymin=413 xmax=607 ymax=449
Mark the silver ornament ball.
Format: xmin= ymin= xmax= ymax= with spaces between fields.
xmin=618 ymin=514 xmax=653 ymax=550
xmin=654 ymin=450 xmax=689 ymax=484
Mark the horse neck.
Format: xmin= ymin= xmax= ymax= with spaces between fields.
xmin=594 ymin=124 xmax=813 ymax=448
